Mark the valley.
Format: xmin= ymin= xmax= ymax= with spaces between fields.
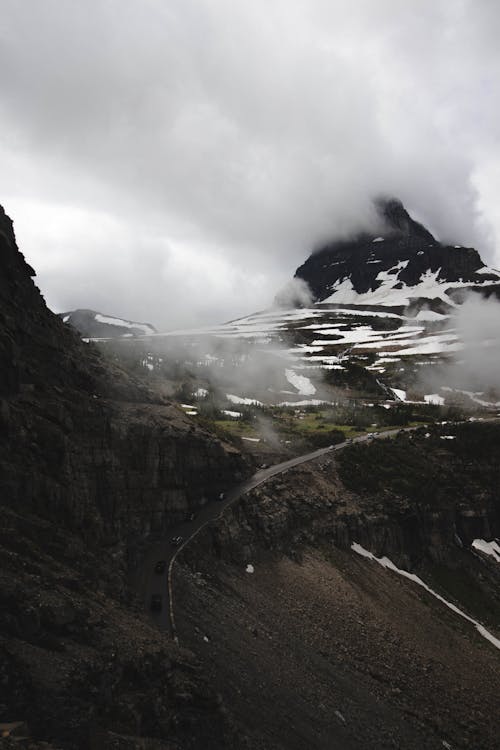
xmin=1 ymin=201 xmax=499 ymax=750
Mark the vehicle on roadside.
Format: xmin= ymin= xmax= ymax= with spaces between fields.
xmin=154 ymin=560 xmax=166 ymax=574
xmin=218 ymin=492 xmax=225 ymax=501
xmin=150 ymin=594 xmax=162 ymax=611
xmin=346 ymin=438 xmax=353 ymax=444
xmin=170 ymin=535 xmax=184 ymax=546
xmin=185 ymin=512 xmax=196 ymax=522
xmin=260 ymin=463 xmax=268 ymax=469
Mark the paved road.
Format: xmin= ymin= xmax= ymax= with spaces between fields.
xmin=133 ymin=426 xmax=416 ymax=640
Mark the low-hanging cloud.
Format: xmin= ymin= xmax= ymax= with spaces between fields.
xmin=452 ymin=294 xmax=500 ymax=393
xmin=274 ymin=278 xmax=313 ymax=309
xmin=1 ymin=0 xmax=500 ymax=329
xmin=418 ymin=292 xmax=500 ymax=403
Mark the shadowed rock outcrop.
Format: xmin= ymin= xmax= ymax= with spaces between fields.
xmin=0 ymin=205 xmax=249 ymax=748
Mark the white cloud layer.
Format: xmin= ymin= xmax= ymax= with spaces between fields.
xmin=1 ymin=0 xmax=500 ymax=328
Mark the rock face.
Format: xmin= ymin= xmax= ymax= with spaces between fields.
xmin=59 ymin=309 xmax=157 ymax=338
xmin=294 ymin=198 xmax=500 ymax=307
xmin=0 ymin=205 xmax=249 ymax=748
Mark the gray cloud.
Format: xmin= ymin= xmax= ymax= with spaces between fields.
xmin=1 ymin=0 xmax=500 ymax=328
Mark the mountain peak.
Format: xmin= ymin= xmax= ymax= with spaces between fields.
xmin=294 ymin=198 xmax=496 ymax=307
xmin=375 ymin=196 xmax=435 ymax=243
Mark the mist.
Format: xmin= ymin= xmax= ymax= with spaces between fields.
xmin=419 ymin=293 xmax=500 ymax=403
xmin=1 ymin=1 xmax=500 ymax=328
xmin=452 ymin=295 xmax=500 ymax=394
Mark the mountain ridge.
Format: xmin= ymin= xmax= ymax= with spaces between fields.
xmin=59 ymin=308 xmax=157 ymax=338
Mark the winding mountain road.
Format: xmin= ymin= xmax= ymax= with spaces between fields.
xmin=135 ymin=427 xmax=417 ymax=641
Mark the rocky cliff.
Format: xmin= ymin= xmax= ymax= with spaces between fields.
xmin=0 ymin=205 xmax=249 ymax=748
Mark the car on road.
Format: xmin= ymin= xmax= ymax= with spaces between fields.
xmin=170 ymin=535 xmax=184 ymax=546
xmin=150 ymin=594 xmax=162 ymax=611
xmin=154 ymin=560 xmax=166 ymax=574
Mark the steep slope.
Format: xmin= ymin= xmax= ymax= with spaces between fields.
xmin=174 ymin=422 xmax=500 ymax=750
xmin=0 ymin=205 xmax=249 ymax=748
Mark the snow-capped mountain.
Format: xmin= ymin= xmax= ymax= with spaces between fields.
xmin=294 ymin=198 xmax=500 ymax=311
xmin=60 ymin=309 xmax=156 ymax=338
xmin=80 ymin=200 xmax=500 ymax=410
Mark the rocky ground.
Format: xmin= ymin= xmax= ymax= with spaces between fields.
xmin=174 ymin=429 xmax=500 ymax=749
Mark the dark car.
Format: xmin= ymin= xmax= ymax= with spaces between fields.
xmin=150 ymin=594 xmax=162 ymax=611
xmin=170 ymin=535 xmax=183 ymax=547
xmin=155 ymin=560 xmax=166 ymax=574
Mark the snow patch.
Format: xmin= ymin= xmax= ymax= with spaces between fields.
xmin=277 ymin=399 xmax=330 ymax=407
xmin=472 ymin=539 xmax=500 ymax=563
xmin=285 ymin=369 xmax=316 ymax=396
xmin=351 ymin=543 xmax=500 ymax=650
xmin=227 ymin=394 xmax=263 ymax=406
xmin=424 ymin=394 xmax=445 ymax=406
xmin=415 ymin=309 xmax=447 ymax=322
xmin=94 ymin=313 xmax=155 ymax=335
xmin=391 ymin=388 xmax=407 ymax=401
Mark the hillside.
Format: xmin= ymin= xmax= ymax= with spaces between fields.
xmin=0 ymin=205 xmax=249 ymax=748
xmin=174 ymin=422 xmax=500 ymax=749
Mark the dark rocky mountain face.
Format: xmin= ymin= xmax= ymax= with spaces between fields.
xmin=59 ymin=309 xmax=157 ymax=338
xmin=294 ymin=198 xmax=497 ymax=304
xmin=0 ymin=205 xmax=249 ymax=748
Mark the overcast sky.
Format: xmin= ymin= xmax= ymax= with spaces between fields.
xmin=1 ymin=0 xmax=500 ymax=329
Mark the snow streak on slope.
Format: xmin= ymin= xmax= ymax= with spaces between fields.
xmin=351 ymin=543 xmax=500 ymax=650
xmin=472 ymin=539 xmax=500 ymax=563
xmin=324 ymin=266 xmax=500 ymax=307
xmin=94 ymin=313 xmax=156 ymax=335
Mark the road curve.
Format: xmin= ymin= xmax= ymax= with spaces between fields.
xmin=137 ymin=427 xmax=416 ymax=641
